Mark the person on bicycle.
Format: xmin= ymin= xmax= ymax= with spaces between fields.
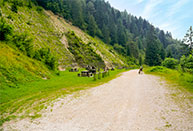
xmin=138 ymin=66 xmax=143 ymax=74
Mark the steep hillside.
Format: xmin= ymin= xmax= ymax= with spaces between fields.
xmin=36 ymin=0 xmax=182 ymax=63
xmin=0 ymin=42 xmax=51 ymax=88
xmin=0 ymin=0 xmax=126 ymax=74
xmin=44 ymin=11 xmax=125 ymax=67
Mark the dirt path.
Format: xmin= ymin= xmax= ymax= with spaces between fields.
xmin=3 ymin=70 xmax=193 ymax=131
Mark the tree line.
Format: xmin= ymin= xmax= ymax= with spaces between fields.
xmin=2 ymin=0 xmax=191 ymax=70
xmin=34 ymin=0 xmax=185 ymax=65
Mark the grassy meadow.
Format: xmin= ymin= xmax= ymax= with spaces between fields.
xmin=0 ymin=68 xmax=127 ymax=126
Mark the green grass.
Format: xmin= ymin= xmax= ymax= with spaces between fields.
xmin=0 ymin=0 xmax=129 ymax=126
xmin=0 ymin=42 xmax=50 ymax=87
xmin=144 ymin=66 xmax=193 ymax=93
xmin=0 ymin=68 xmax=127 ymax=126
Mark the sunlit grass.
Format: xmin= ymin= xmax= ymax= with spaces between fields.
xmin=0 ymin=69 xmax=127 ymax=125
xmin=144 ymin=66 xmax=193 ymax=93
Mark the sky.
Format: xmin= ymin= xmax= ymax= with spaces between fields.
xmin=106 ymin=0 xmax=193 ymax=40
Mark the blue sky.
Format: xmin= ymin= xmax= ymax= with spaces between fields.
xmin=106 ymin=0 xmax=193 ymax=40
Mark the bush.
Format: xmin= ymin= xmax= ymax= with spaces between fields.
xmin=113 ymin=44 xmax=126 ymax=55
xmin=162 ymin=58 xmax=179 ymax=69
xmin=0 ymin=9 xmax=2 ymax=16
xmin=28 ymin=1 xmax=33 ymax=8
xmin=34 ymin=48 xmax=58 ymax=70
xmin=11 ymin=3 xmax=18 ymax=13
xmin=36 ymin=6 xmax=43 ymax=13
xmin=11 ymin=0 xmax=24 ymax=13
xmin=12 ymin=0 xmax=23 ymax=6
xmin=0 ymin=18 xmax=13 ymax=41
xmin=147 ymin=66 xmax=168 ymax=73
xmin=180 ymin=55 xmax=193 ymax=73
xmin=12 ymin=33 xmax=34 ymax=57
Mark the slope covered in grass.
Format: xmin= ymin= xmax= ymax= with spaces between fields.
xmin=0 ymin=42 xmax=50 ymax=88
xmin=0 ymin=0 xmax=125 ymax=67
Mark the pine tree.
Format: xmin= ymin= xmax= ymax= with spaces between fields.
xmin=167 ymin=49 xmax=173 ymax=58
xmin=129 ymin=41 xmax=139 ymax=59
xmin=102 ymin=25 xmax=110 ymax=44
xmin=160 ymin=46 xmax=166 ymax=60
xmin=70 ymin=0 xmax=84 ymax=28
xmin=145 ymin=26 xmax=162 ymax=66
xmin=159 ymin=30 xmax=167 ymax=48
xmin=139 ymin=56 xmax=143 ymax=66
xmin=87 ymin=14 xmax=97 ymax=37
xmin=183 ymin=26 xmax=193 ymax=54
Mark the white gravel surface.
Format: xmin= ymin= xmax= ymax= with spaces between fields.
xmin=3 ymin=70 xmax=193 ymax=131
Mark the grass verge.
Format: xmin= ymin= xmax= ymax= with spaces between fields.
xmin=0 ymin=68 xmax=128 ymax=126
xmin=144 ymin=66 xmax=193 ymax=93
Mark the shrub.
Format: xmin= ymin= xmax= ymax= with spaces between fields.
xmin=36 ymin=6 xmax=43 ymax=13
xmin=28 ymin=1 xmax=33 ymax=8
xmin=147 ymin=66 xmax=164 ymax=72
xmin=180 ymin=55 xmax=193 ymax=73
xmin=11 ymin=3 xmax=18 ymax=13
xmin=127 ymin=56 xmax=136 ymax=65
xmin=12 ymin=0 xmax=23 ymax=6
xmin=0 ymin=9 xmax=2 ymax=16
xmin=162 ymin=58 xmax=179 ymax=69
xmin=12 ymin=33 xmax=34 ymax=57
xmin=11 ymin=0 xmax=24 ymax=13
xmin=113 ymin=44 xmax=126 ymax=55
xmin=0 ymin=18 xmax=13 ymax=41
xmin=34 ymin=48 xmax=58 ymax=70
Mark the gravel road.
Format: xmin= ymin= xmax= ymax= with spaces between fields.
xmin=3 ymin=70 xmax=193 ymax=131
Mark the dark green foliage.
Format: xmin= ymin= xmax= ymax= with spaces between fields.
xmin=166 ymin=49 xmax=173 ymax=58
xmin=36 ymin=6 xmax=43 ymax=13
xmin=0 ymin=9 xmax=2 ymax=16
xmin=139 ymin=56 xmax=143 ymax=66
xmin=102 ymin=26 xmax=110 ymax=44
xmin=129 ymin=41 xmax=139 ymax=59
xmin=162 ymin=58 xmax=178 ymax=69
xmin=166 ymin=44 xmax=185 ymax=59
xmin=87 ymin=14 xmax=97 ymax=37
xmin=34 ymin=48 xmax=58 ymax=70
xmin=11 ymin=0 xmax=25 ymax=13
xmin=145 ymin=26 xmax=162 ymax=66
xmin=127 ymin=56 xmax=136 ymax=65
xmin=11 ymin=4 xmax=17 ymax=13
xmin=66 ymin=31 xmax=104 ymax=67
xmin=0 ymin=18 xmax=13 ymax=41
xmin=113 ymin=44 xmax=125 ymax=55
xmin=160 ymin=47 xmax=166 ymax=60
xmin=180 ymin=55 xmax=193 ymax=73
xmin=12 ymin=33 xmax=34 ymax=57
xmin=70 ymin=0 xmax=84 ymax=28
xmin=183 ymin=26 xmax=193 ymax=54
xmin=28 ymin=0 xmax=33 ymax=8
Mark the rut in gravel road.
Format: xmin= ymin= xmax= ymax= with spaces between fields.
xmin=3 ymin=70 xmax=193 ymax=131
